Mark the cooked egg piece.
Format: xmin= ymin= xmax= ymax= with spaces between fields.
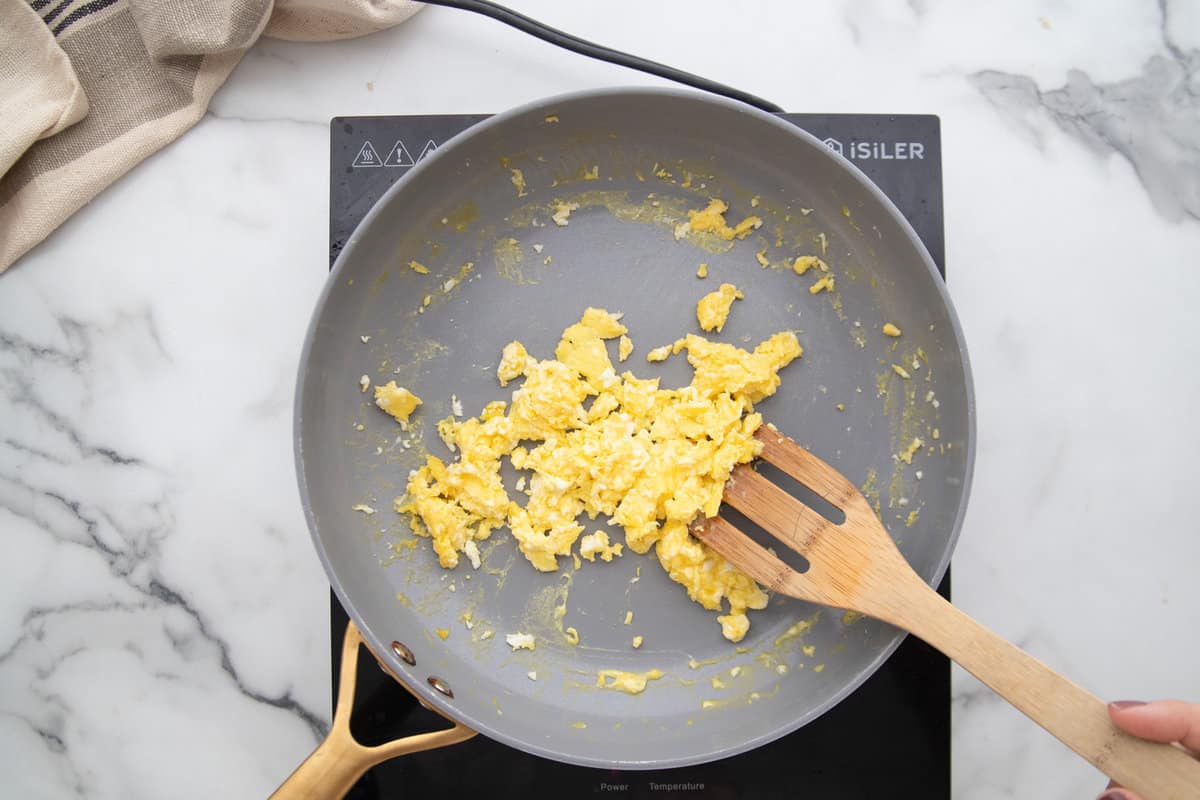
xmin=882 ymin=322 xmax=902 ymax=337
xmin=809 ymin=274 xmax=835 ymax=294
xmin=646 ymin=344 xmax=672 ymax=362
xmin=685 ymin=199 xmax=761 ymax=241
xmin=464 ymin=539 xmax=481 ymax=569
xmin=792 ymin=256 xmax=828 ymax=275
xmin=617 ymin=334 xmax=633 ymax=362
xmin=505 ymin=633 xmax=536 ymax=651
xmin=579 ymin=531 xmax=624 ymax=562
xmin=696 ymin=283 xmax=743 ymax=333
xmin=374 ymin=382 xmax=421 ymax=423
xmin=554 ymin=307 xmax=627 ymax=390
xmin=696 ymin=263 xmax=708 ymax=278
xmin=497 ymin=341 xmax=531 ymax=386
xmin=551 ymin=201 xmax=579 ymax=227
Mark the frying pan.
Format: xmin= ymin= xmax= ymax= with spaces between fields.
xmin=289 ymin=88 xmax=974 ymax=787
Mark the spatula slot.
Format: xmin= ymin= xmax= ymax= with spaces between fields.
xmin=754 ymin=461 xmax=846 ymax=525
xmin=717 ymin=503 xmax=811 ymax=574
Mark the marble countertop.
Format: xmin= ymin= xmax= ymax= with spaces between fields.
xmin=2 ymin=2 xmax=1198 ymax=798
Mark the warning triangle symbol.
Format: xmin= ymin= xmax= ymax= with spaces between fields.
xmin=352 ymin=141 xmax=382 ymax=168
xmin=417 ymin=140 xmax=438 ymax=162
xmin=384 ymin=140 xmax=415 ymax=167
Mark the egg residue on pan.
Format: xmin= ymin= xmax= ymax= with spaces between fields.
xmin=398 ymin=306 xmax=802 ymax=642
xmin=597 ymin=668 xmax=663 ymax=695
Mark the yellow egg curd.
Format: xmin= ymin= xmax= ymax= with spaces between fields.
xmin=374 ymin=382 xmax=422 ymax=424
xmin=696 ymin=283 xmax=743 ymax=333
xmin=398 ymin=307 xmax=802 ymax=642
xmin=685 ymin=199 xmax=762 ymax=241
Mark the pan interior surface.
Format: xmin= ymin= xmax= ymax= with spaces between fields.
xmin=297 ymin=89 xmax=973 ymax=769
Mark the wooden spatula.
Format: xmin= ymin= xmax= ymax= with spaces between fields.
xmin=693 ymin=426 xmax=1200 ymax=800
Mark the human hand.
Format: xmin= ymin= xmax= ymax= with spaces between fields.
xmin=1096 ymin=700 xmax=1200 ymax=800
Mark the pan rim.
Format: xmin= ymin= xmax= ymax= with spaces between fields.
xmin=296 ymin=85 xmax=976 ymax=769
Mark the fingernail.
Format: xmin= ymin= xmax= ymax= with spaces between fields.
xmin=1097 ymin=792 xmax=1129 ymax=800
xmin=1109 ymin=700 xmax=1146 ymax=710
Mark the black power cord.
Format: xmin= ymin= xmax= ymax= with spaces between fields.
xmin=418 ymin=0 xmax=784 ymax=113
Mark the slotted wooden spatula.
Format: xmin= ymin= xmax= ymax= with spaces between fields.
xmin=693 ymin=427 xmax=1200 ymax=800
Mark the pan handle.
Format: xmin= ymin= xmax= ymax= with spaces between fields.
xmin=269 ymin=621 xmax=477 ymax=800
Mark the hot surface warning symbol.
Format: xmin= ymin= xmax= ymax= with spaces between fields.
xmin=352 ymin=141 xmax=382 ymax=168
xmin=418 ymin=140 xmax=438 ymax=161
xmin=384 ymin=140 xmax=415 ymax=167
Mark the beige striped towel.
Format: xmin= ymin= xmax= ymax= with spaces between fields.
xmin=0 ymin=0 xmax=422 ymax=273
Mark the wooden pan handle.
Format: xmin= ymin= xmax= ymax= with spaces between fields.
xmin=891 ymin=580 xmax=1200 ymax=800
xmin=269 ymin=621 xmax=476 ymax=800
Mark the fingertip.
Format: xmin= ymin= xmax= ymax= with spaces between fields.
xmin=1108 ymin=700 xmax=1144 ymax=728
xmin=1108 ymin=700 xmax=1146 ymax=711
xmin=1096 ymin=790 xmax=1137 ymax=800
xmin=1106 ymin=699 xmax=1200 ymax=750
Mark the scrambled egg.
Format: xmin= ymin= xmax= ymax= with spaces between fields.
xmin=505 ymin=632 xmax=536 ymax=650
xmin=375 ymin=382 xmax=422 ymax=424
xmin=792 ymin=255 xmax=828 ymax=275
xmin=399 ymin=307 xmax=802 ymax=642
xmin=646 ymin=344 xmax=672 ymax=362
xmin=617 ymin=335 xmax=633 ymax=362
xmin=696 ymin=283 xmax=743 ymax=333
xmin=809 ymin=274 xmax=835 ymax=294
xmin=579 ymin=531 xmax=624 ymax=562
xmin=684 ymin=199 xmax=762 ymax=241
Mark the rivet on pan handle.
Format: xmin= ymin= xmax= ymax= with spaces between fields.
xmin=268 ymin=621 xmax=476 ymax=800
